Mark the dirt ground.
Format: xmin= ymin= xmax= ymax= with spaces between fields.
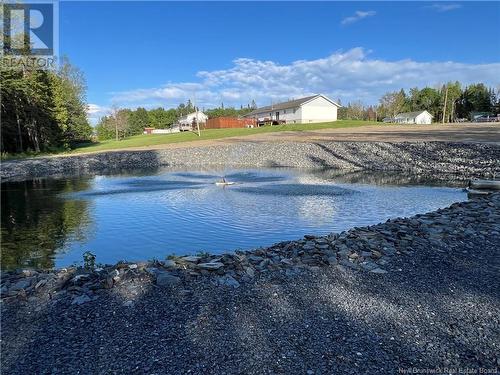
xmin=130 ymin=123 xmax=500 ymax=153
xmin=222 ymin=122 xmax=500 ymax=145
xmin=53 ymin=123 xmax=500 ymax=158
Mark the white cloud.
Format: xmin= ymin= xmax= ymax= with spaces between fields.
xmin=428 ymin=3 xmax=462 ymax=12
xmin=105 ymin=48 xmax=500 ymax=110
xmin=341 ymin=11 xmax=376 ymax=25
xmin=87 ymin=103 xmax=108 ymax=115
xmin=86 ymin=103 xmax=110 ymax=125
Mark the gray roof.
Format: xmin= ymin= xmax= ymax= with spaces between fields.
xmin=244 ymin=95 xmax=338 ymax=117
xmin=395 ymin=110 xmax=431 ymax=119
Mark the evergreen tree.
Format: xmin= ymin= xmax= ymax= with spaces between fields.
xmin=1 ymin=57 xmax=92 ymax=154
xmin=456 ymin=84 xmax=492 ymax=119
xmin=128 ymin=107 xmax=150 ymax=135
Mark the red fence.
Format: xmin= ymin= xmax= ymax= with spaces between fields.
xmin=204 ymin=117 xmax=257 ymax=129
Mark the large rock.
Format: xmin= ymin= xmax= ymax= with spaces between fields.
xmin=9 ymin=279 xmax=31 ymax=292
xmin=302 ymin=242 xmax=316 ymax=251
xmin=181 ymin=256 xmax=201 ymax=263
xmin=156 ymin=272 xmax=181 ymax=286
xmin=198 ymin=262 xmax=224 ymax=270
xmin=370 ymin=268 xmax=388 ymax=274
xmin=163 ymin=259 xmax=177 ymax=268
xmin=244 ymin=267 xmax=255 ymax=277
xmin=217 ymin=276 xmax=240 ymax=288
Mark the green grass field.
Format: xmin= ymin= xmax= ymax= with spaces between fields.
xmin=71 ymin=120 xmax=380 ymax=154
xmin=2 ymin=120 xmax=383 ymax=160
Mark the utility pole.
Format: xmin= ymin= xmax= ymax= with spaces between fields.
xmin=442 ymin=85 xmax=449 ymax=124
xmin=193 ymin=94 xmax=201 ymax=137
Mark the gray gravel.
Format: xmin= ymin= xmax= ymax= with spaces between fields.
xmin=2 ymin=194 xmax=499 ymax=374
xmin=2 ymin=141 xmax=499 ymax=181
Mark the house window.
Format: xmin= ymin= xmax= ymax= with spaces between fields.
xmin=284 ymin=109 xmax=286 ymax=114
xmin=293 ymin=108 xmax=297 ymax=114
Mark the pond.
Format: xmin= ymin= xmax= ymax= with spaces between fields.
xmin=1 ymin=168 xmax=467 ymax=270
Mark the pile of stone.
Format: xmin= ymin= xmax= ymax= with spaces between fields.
xmin=2 ymin=141 xmax=499 ymax=181
xmin=1 ymin=193 xmax=498 ymax=306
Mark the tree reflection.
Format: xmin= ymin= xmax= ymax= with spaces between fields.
xmin=1 ymin=178 xmax=92 ymax=270
xmin=309 ymin=169 xmax=465 ymax=187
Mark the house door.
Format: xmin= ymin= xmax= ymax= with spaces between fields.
xmin=275 ymin=112 xmax=279 ymax=121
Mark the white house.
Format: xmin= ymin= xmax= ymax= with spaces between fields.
xmin=243 ymin=94 xmax=341 ymax=124
xmin=178 ymin=111 xmax=208 ymax=126
xmin=392 ymin=110 xmax=433 ymax=125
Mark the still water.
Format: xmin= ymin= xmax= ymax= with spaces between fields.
xmin=1 ymin=168 xmax=466 ymax=269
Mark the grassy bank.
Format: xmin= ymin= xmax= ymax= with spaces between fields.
xmin=72 ymin=120 xmax=381 ymax=154
xmin=2 ymin=120 xmax=382 ymax=160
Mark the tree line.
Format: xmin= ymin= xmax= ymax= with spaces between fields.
xmin=96 ymin=101 xmax=256 ymax=140
xmin=4 ymin=59 xmax=498 ymax=154
xmin=339 ymin=82 xmax=500 ymax=122
xmin=1 ymin=58 xmax=92 ymax=154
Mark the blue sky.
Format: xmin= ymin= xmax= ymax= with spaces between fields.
xmin=58 ymin=1 xmax=500 ymax=123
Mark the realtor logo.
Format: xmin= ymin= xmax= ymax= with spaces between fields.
xmin=2 ymin=1 xmax=59 ymax=69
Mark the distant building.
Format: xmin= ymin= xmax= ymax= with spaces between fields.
xmin=390 ymin=110 xmax=433 ymax=125
xmin=243 ymin=94 xmax=341 ymax=124
xmin=143 ymin=111 xmax=208 ymax=135
xmin=178 ymin=111 xmax=208 ymax=126
xmin=470 ymin=112 xmax=496 ymax=121
xmin=143 ymin=127 xmax=180 ymax=135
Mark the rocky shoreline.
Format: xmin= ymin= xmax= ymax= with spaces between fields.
xmin=2 ymin=192 xmax=498 ymax=307
xmin=2 ymin=140 xmax=500 ymax=373
xmin=2 ymin=141 xmax=499 ymax=181
xmin=2 ymin=193 xmax=499 ymax=373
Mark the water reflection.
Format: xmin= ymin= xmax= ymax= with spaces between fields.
xmin=309 ymin=169 xmax=468 ymax=187
xmin=1 ymin=168 xmax=467 ymax=270
xmin=1 ymin=178 xmax=93 ymax=269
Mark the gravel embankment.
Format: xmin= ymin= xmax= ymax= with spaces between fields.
xmin=1 ymin=193 xmax=499 ymax=374
xmin=2 ymin=141 xmax=499 ymax=181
